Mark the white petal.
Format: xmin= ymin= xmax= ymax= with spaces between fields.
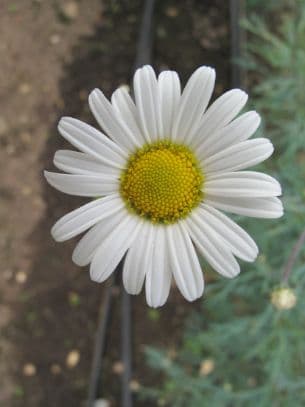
xmin=186 ymin=216 xmax=240 ymax=278
xmin=192 ymin=89 xmax=248 ymax=149
xmin=123 ymin=221 xmax=153 ymax=295
xmin=158 ymin=70 xmax=181 ymax=139
xmin=198 ymin=204 xmax=258 ymax=262
xmin=172 ymin=66 xmax=215 ymax=143
xmin=204 ymin=171 xmax=282 ymax=198
xmin=44 ymin=171 xmax=118 ymax=197
xmin=133 ymin=65 xmax=163 ymax=142
xmin=111 ymin=86 xmax=146 ymax=146
xmin=58 ymin=117 xmax=126 ymax=168
xmin=167 ymin=223 xmax=204 ymax=301
xmin=202 ymin=138 xmax=274 ymax=174
xmin=90 ymin=215 xmax=141 ymax=283
xmin=51 ymin=194 xmax=124 ymax=242
xmin=54 ymin=150 xmax=120 ymax=176
xmin=158 ymin=268 xmax=172 ymax=307
xmin=145 ymin=225 xmax=172 ymax=308
xmin=204 ymin=196 xmax=284 ymax=218
xmin=197 ymin=111 xmax=261 ymax=157
xmin=72 ymin=209 xmax=126 ymax=266
xmin=89 ymin=88 xmax=139 ymax=151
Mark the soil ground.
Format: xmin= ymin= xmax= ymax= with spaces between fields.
xmin=0 ymin=1 xmax=230 ymax=406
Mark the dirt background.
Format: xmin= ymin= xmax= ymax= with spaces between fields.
xmin=0 ymin=1 xmax=229 ymax=406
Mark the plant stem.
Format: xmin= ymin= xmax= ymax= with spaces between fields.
xmin=282 ymin=226 xmax=305 ymax=283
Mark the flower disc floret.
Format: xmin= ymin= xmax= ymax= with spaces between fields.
xmin=120 ymin=141 xmax=204 ymax=223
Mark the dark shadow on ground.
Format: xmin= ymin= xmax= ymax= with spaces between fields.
xmin=7 ymin=1 xmax=230 ymax=405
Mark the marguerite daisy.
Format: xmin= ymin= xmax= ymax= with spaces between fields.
xmin=44 ymin=65 xmax=283 ymax=307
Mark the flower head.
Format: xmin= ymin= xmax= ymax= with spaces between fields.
xmin=45 ymin=65 xmax=283 ymax=307
xmin=271 ymin=287 xmax=297 ymax=310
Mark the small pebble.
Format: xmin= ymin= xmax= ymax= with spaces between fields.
xmin=49 ymin=34 xmax=61 ymax=45
xmin=50 ymin=363 xmax=62 ymax=375
xmin=18 ymin=83 xmax=31 ymax=95
xmin=23 ymin=363 xmax=36 ymax=377
xmin=15 ymin=271 xmax=28 ymax=284
xmin=129 ymin=379 xmax=140 ymax=392
xmin=66 ymin=350 xmax=80 ymax=368
xmin=112 ymin=361 xmax=124 ymax=374
xmin=199 ymin=358 xmax=215 ymax=376
xmin=165 ymin=6 xmax=179 ymax=18
xmin=61 ymin=1 xmax=79 ymax=20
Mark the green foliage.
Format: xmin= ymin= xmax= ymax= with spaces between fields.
xmin=140 ymin=2 xmax=305 ymax=406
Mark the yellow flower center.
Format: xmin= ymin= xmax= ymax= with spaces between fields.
xmin=120 ymin=141 xmax=204 ymax=224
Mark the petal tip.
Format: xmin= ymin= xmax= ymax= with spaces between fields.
xmin=230 ymin=88 xmax=248 ymax=100
xmin=43 ymin=170 xmax=51 ymax=181
xmin=58 ymin=116 xmax=75 ymax=132
xmin=276 ymin=202 xmax=284 ymax=218
xmin=73 ymin=257 xmax=86 ymax=267
xmin=50 ymin=226 xmax=63 ymax=242
xmin=89 ymin=264 xmax=100 ymax=282
xmin=88 ymin=88 xmax=101 ymax=102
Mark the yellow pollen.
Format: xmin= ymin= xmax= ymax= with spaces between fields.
xmin=120 ymin=141 xmax=204 ymax=224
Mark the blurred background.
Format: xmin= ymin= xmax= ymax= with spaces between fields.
xmin=0 ymin=0 xmax=304 ymax=406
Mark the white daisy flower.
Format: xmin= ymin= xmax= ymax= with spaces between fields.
xmin=44 ymin=65 xmax=283 ymax=307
